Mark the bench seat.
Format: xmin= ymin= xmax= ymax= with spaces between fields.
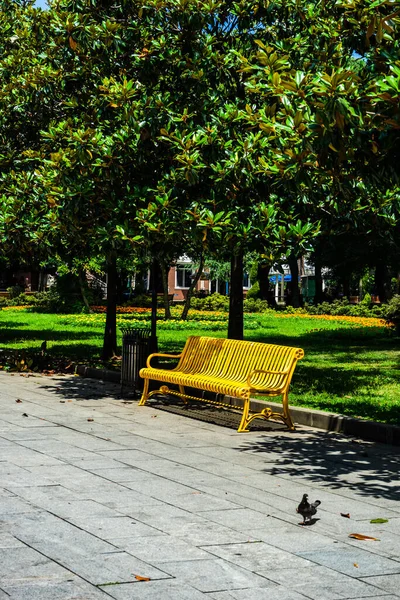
xmin=139 ymin=336 xmax=304 ymax=432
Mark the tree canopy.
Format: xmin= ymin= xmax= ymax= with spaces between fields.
xmin=0 ymin=0 xmax=399 ymax=349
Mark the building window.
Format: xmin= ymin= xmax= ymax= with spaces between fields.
xmin=243 ymin=273 xmax=250 ymax=289
xmin=176 ymin=264 xmax=193 ymax=288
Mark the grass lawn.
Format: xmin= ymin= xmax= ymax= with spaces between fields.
xmin=0 ymin=307 xmax=399 ymax=424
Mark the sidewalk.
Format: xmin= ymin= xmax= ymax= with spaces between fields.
xmin=0 ymin=371 xmax=399 ymax=600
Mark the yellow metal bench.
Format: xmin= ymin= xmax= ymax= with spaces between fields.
xmin=139 ymin=336 xmax=304 ymax=432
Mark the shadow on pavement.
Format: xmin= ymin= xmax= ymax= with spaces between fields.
xmin=37 ymin=375 xmax=400 ymax=501
xmin=38 ymin=374 xmax=121 ymax=400
xmin=237 ymin=432 xmax=400 ymax=501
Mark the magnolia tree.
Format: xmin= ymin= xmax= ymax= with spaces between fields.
xmin=1 ymin=0 xmax=399 ymax=352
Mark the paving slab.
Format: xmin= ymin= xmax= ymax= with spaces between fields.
xmin=1 ymin=371 xmax=400 ymax=599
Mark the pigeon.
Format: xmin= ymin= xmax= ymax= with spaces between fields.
xmin=296 ymin=494 xmax=321 ymax=525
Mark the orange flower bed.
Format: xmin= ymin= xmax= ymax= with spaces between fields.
xmin=275 ymin=313 xmax=387 ymax=328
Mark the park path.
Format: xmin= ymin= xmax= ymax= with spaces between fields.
xmin=0 ymin=371 xmax=399 ymax=599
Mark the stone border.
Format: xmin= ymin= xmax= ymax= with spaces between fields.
xmin=75 ymin=364 xmax=121 ymax=383
xmin=75 ymin=365 xmax=400 ymax=446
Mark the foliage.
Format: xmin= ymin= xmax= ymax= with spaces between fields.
xmin=1 ymin=0 xmax=399 ymax=343
xmin=123 ymin=294 xmax=152 ymax=308
xmin=305 ymin=299 xmax=385 ymax=318
xmin=384 ymin=295 xmax=400 ymax=334
xmin=6 ymin=285 xmax=25 ymax=299
xmin=243 ymin=298 xmax=269 ymax=313
xmin=246 ymin=281 xmax=261 ymax=299
xmin=190 ymin=293 xmax=230 ymax=312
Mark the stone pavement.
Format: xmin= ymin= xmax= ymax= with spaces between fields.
xmin=0 ymin=371 xmax=399 ymax=600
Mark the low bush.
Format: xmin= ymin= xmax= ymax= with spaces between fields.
xmin=384 ymin=295 xmax=400 ymax=334
xmin=5 ymin=293 xmax=34 ymax=306
xmin=245 ymin=282 xmax=260 ymax=299
xmin=191 ymin=293 xmax=230 ymax=311
xmin=123 ymin=294 xmax=152 ymax=308
xmin=7 ymin=285 xmax=25 ymax=299
xmin=305 ymin=298 xmax=385 ymax=318
xmin=243 ymin=297 xmax=270 ymax=313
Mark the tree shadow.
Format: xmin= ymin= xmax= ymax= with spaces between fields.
xmin=0 ymin=320 xmax=26 ymax=328
xmin=37 ymin=374 xmax=121 ymax=400
xmin=293 ymin=364 xmax=385 ymax=395
xmin=0 ymin=328 xmax=102 ymax=343
xmin=35 ymin=375 xmax=288 ymax=433
xmin=236 ymin=431 xmax=400 ymax=501
xmin=33 ymin=375 xmax=400 ymax=502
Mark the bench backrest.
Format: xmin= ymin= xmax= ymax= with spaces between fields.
xmin=175 ymin=336 xmax=303 ymax=385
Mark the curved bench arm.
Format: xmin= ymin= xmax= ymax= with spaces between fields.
xmin=246 ymin=367 xmax=289 ymax=388
xmin=146 ymin=352 xmax=182 ymax=368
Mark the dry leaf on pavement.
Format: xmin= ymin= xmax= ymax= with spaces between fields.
xmin=349 ymin=533 xmax=379 ymax=541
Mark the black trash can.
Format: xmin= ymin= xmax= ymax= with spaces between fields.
xmin=120 ymin=327 xmax=152 ymax=397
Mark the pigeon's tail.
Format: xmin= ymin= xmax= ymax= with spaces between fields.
xmin=312 ymin=500 xmax=321 ymax=509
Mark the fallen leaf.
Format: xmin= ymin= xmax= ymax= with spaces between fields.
xmin=341 ymin=513 xmax=351 ymax=518
xmin=151 ymin=415 xmax=158 ymax=418
xmin=349 ymin=533 xmax=379 ymax=541
xmin=134 ymin=575 xmax=150 ymax=581
xmin=370 ymin=518 xmax=388 ymax=524
xmin=87 ymin=418 xmax=94 ymax=422
xmin=22 ymin=413 xmax=28 ymax=417
xmin=354 ymin=563 xmax=359 ymax=568
xmin=60 ymin=400 xmax=65 ymax=403
xmin=16 ymin=399 xmax=22 ymax=403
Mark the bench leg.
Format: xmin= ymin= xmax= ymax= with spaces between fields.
xmin=238 ymin=397 xmax=251 ymax=433
xmin=179 ymin=385 xmax=188 ymax=404
xmin=138 ymin=378 xmax=149 ymax=406
xmin=282 ymin=390 xmax=295 ymax=431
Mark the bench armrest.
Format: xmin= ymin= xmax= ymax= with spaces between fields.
xmin=246 ymin=368 xmax=289 ymax=388
xmin=146 ymin=352 xmax=182 ymax=368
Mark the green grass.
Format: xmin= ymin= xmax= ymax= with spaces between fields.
xmin=0 ymin=308 xmax=399 ymax=424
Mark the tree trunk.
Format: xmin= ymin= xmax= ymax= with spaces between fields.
xmin=314 ymin=251 xmax=323 ymax=305
xmin=160 ymin=260 xmax=171 ymax=320
xmin=228 ymin=250 xmax=244 ymax=340
xmin=375 ymin=261 xmax=391 ymax=303
xmin=78 ymin=270 xmax=93 ymax=313
xmin=288 ymin=256 xmax=300 ymax=308
xmin=342 ymin=277 xmax=351 ymax=300
xmin=257 ymin=262 xmax=270 ymax=300
xmin=150 ymin=258 xmax=158 ymax=354
xmin=181 ymin=254 xmax=205 ymax=320
xmin=101 ymin=254 xmax=117 ymax=360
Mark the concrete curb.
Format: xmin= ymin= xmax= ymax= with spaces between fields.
xmin=75 ymin=364 xmax=121 ymax=383
xmin=75 ymin=366 xmax=400 ymax=446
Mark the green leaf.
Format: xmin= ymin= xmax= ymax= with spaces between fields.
xmin=370 ymin=519 xmax=388 ymax=524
